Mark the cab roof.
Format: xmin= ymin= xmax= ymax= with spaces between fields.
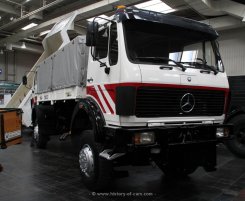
xmin=115 ymin=7 xmax=218 ymax=39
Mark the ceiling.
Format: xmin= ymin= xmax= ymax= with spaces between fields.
xmin=0 ymin=0 xmax=98 ymax=46
xmin=0 ymin=0 xmax=244 ymax=53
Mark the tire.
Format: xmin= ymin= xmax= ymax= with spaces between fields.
xmin=226 ymin=114 xmax=245 ymax=158
xmin=79 ymin=130 xmax=112 ymax=191
xmin=162 ymin=165 xmax=197 ymax=178
xmin=33 ymin=125 xmax=49 ymax=149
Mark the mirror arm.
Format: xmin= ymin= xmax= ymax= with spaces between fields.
xmin=104 ymin=67 xmax=110 ymax=74
xmin=90 ymin=47 xmax=110 ymax=74
xmin=90 ymin=46 xmax=109 ymax=68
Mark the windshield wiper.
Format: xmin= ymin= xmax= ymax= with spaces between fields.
xmin=135 ymin=57 xmax=186 ymax=72
xmin=202 ymin=64 xmax=218 ymax=75
xmin=180 ymin=61 xmax=218 ymax=75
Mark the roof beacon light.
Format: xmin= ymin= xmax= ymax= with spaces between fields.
xmin=116 ymin=5 xmax=126 ymax=13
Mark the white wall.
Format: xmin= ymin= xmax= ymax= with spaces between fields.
xmin=0 ymin=50 xmax=40 ymax=83
xmin=218 ymin=27 xmax=245 ymax=76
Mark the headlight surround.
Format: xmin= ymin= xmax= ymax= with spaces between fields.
xmin=133 ymin=132 xmax=155 ymax=145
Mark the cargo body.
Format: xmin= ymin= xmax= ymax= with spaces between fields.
xmin=29 ymin=7 xmax=232 ymax=191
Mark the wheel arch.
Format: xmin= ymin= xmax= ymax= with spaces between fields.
xmin=225 ymin=107 xmax=245 ymax=124
xmin=225 ymin=111 xmax=245 ymax=158
xmin=70 ymin=98 xmax=106 ymax=142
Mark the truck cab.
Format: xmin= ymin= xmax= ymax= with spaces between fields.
xmin=87 ymin=8 xmax=229 ymax=127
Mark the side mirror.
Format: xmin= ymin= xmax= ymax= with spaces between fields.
xmin=22 ymin=75 xmax=27 ymax=85
xmin=86 ymin=21 xmax=99 ymax=46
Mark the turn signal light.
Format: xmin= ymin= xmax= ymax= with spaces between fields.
xmin=216 ymin=127 xmax=230 ymax=138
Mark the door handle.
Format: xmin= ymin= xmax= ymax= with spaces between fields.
xmin=159 ymin=66 xmax=173 ymax=70
xmin=200 ymin=70 xmax=211 ymax=74
xmin=87 ymin=77 xmax=93 ymax=83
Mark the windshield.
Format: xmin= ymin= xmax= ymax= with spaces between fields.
xmin=123 ymin=19 xmax=224 ymax=72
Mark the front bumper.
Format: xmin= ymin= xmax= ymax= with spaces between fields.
xmin=102 ymin=124 xmax=232 ymax=168
xmin=105 ymin=123 xmax=233 ymax=148
xmin=100 ymin=124 xmax=232 ymax=171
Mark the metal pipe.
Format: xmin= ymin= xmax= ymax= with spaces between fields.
xmin=4 ymin=51 xmax=8 ymax=81
xmin=13 ymin=50 xmax=15 ymax=82
xmin=0 ymin=0 xmax=147 ymax=46
xmin=11 ymin=42 xmax=43 ymax=54
xmin=20 ymin=38 xmax=42 ymax=45
xmin=0 ymin=33 xmax=42 ymax=45
xmin=0 ymin=0 xmax=65 ymax=31
xmin=20 ymin=5 xmax=23 ymax=17
xmin=5 ymin=0 xmax=22 ymax=6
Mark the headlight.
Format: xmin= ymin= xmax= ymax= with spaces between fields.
xmin=133 ymin=132 xmax=155 ymax=145
xmin=216 ymin=127 xmax=229 ymax=138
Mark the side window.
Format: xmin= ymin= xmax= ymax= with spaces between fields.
xmin=109 ymin=22 xmax=118 ymax=66
xmin=95 ymin=28 xmax=109 ymax=59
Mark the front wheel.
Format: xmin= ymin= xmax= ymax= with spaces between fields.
xmin=226 ymin=114 xmax=245 ymax=158
xmin=162 ymin=165 xmax=197 ymax=178
xmin=155 ymin=161 xmax=197 ymax=178
xmin=79 ymin=130 xmax=112 ymax=191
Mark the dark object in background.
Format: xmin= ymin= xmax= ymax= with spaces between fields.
xmin=0 ymin=108 xmax=22 ymax=149
xmin=226 ymin=76 xmax=245 ymax=158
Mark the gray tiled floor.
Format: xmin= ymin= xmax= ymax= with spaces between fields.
xmin=1 ymin=132 xmax=245 ymax=201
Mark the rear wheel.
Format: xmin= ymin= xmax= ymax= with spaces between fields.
xmin=79 ymin=130 xmax=112 ymax=191
xmin=226 ymin=114 xmax=245 ymax=158
xmin=33 ymin=125 xmax=49 ymax=149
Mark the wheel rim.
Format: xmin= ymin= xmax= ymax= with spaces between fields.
xmin=79 ymin=144 xmax=94 ymax=178
xmin=33 ymin=125 xmax=39 ymax=141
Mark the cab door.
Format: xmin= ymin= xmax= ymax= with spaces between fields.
xmin=87 ymin=22 xmax=120 ymax=118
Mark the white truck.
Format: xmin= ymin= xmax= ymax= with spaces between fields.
xmin=24 ymin=7 xmax=232 ymax=190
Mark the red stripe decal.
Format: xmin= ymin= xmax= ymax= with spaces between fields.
xmin=88 ymin=83 xmax=229 ymax=115
xmin=98 ymin=85 xmax=114 ymax=114
xmin=87 ymin=86 xmax=106 ymax=113
xmin=104 ymin=82 xmax=229 ymax=92
xmin=104 ymin=84 xmax=116 ymax=103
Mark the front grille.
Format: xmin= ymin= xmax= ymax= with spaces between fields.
xmin=135 ymin=87 xmax=225 ymax=117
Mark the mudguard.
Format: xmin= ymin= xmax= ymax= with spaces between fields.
xmin=70 ymin=97 xmax=106 ymax=142
xmin=225 ymin=107 xmax=245 ymax=123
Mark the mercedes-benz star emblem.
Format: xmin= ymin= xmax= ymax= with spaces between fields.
xmin=180 ymin=93 xmax=195 ymax=113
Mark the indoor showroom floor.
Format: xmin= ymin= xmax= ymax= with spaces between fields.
xmin=1 ymin=130 xmax=245 ymax=201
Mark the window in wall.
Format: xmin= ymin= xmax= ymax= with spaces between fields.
xmin=109 ymin=22 xmax=118 ymax=66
